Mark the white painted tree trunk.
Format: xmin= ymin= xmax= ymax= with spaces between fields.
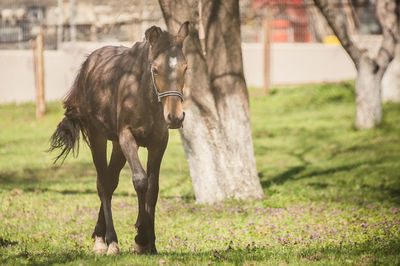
xmin=180 ymin=93 xmax=264 ymax=203
xmin=355 ymin=55 xmax=383 ymax=129
xmin=313 ymin=0 xmax=399 ymax=129
xmin=159 ymin=0 xmax=265 ymax=204
xmin=382 ymin=45 xmax=400 ymax=103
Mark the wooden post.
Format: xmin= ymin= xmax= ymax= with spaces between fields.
xmin=32 ymin=29 xmax=46 ymax=119
xmin=262 ymin=17 xmax=272 ymax=95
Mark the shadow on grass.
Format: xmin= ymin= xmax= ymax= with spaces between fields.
xmin=260 ymin=157 xmax=400 ymax=205
xmin=261 ymin=165 xmax=306 ymax=188
xmin=262 ymin=158 xmax=386 ymax=189
xmin=0 ymin=162 xmax=95 ymax=186
xmin=0 ymin=237 xmax=18 ymax=247
xmin=260 ymin=148 xmax=312 ymax=188
xmin=160 ymin=239 xmax=400 ymax=264
xmin=1 ymin=249 xmax=94 ymax=266
xmin=296 ymin=159 xmax=384 ymax=180
xmin=0 ymin=162 xmax=194 ymax=200
xmin=24 ymin=187 xmax=132 ymax=197
xmin=1 ymin=185 xmax=131 ymax=197
xmin=2 ymin=239 xmax=399 ymax=265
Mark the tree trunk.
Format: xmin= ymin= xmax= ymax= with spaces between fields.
xmin=158 ymin=0 xmax=265 ymax=204
xmin=355 ymin=54 xmax=383 ymax=129
xmin=382 ymin=44 xmax=400 ymax=103
xmin=312 ymin=0 xmax=399 ymax=129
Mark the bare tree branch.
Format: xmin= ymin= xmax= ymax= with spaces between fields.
xmin=375 ymin=0 xmax=399 ymax=75
xmin=342 ymin=0 xmax=358 ymax=36
xmin=313 ymin=0 xmax=362 ymax=66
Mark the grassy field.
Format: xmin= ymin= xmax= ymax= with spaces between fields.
xmin=0 ymin=82 xmax=399 ymax=265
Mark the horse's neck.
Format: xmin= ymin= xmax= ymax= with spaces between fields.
xmin=129 ymin=42 xmax=157 ymax=105
xmin=142 ymin=62 xmax=159 ymax=107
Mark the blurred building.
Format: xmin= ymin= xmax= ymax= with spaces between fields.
xmin=0 ymin=0 xmax=162 ymax=49
xmin=0 ymin=0 xmax=385 ymax=48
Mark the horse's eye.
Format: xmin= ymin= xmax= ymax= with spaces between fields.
xmin=152 ymin=68 xmax=159 ymax=75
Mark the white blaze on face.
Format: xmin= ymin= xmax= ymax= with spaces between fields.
xmin=169 ymin=57 xmax=177 ymax=68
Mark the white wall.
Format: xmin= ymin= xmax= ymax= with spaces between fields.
xmin=0 ymin=50 xmax=68 ymax=103
xmin=0 ymin=42 xmax=358 ymax=103
xmin=242 ymin=43 xmax=357 ymax=87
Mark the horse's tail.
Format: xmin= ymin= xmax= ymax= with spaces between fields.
xmin=49 ymin=80 xmax=88 ymax=164
xmin=49 ymin=55 xmax=91 ymax=164
xmin=49 ymin=106 xmax=87 ymax=164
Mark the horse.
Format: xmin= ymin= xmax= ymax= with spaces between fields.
xmin=49 ymin=22 xmax=189 ymax=255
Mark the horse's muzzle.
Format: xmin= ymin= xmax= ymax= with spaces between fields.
xmin=167 ymin=112 xmax=185 ymax=129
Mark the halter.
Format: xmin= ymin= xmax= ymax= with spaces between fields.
xmin=150 ymin=64 xmax=184 ymax=103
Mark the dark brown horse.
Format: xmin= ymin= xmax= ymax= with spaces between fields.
xmin=49 ymin=22 xmax=189 ymax=255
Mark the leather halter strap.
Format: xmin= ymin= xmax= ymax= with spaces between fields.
xmin=150 ymin=64 xmax=184 ymax=103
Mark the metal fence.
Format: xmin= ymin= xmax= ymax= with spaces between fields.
xmin=0 ymin=1 xmax=50 ymax=49
xmin=0 ymin=0 xmax=163 ymax=49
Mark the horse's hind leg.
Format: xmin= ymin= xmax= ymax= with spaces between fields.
xmin=104 ymin=141 xmax=126 ymax=254
xmin=92 ymin=205 xmax=107 ymax=254
xmin=92 ymin=142 xmax=126 ymax=255
xmin=89 ymin=130 xmax=125 ymax=255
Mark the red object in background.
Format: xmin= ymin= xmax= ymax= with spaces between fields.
xmin=252 ymin=0 xmax=311 ymax=42
xmin=285 ymin=0 xmax=310 ymax=42
xmin=273 ymin=20 xmax=291 ymax=42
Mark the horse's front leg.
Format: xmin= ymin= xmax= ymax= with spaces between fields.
xmin=145 ymin=136 xmax=168 ymax=254
xmin=119 ymin=128 xmax=152 ymax=253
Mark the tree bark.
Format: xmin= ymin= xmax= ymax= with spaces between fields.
xmin=312 ymin=0 xmax=362 ymax=63
xmin=158 ymin=0 xmax=265 ymax=204
xmin=382 ymin=44 xmax=400 ymax=103
xmin=304 ymin=0 xmax=333 ymax=42
xmin=313 ymin=0 xmax=398 ymax=129
xmin=355 ymin=54 xmax=383 ymax=129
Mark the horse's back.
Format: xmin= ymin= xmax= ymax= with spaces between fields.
xmin=66 ymin=45 xmax=129 ymax=139
xmin=65 ymin=42 xmax=148 ymax=140
xmin=87 ymin=45 xmax=128 ymax=73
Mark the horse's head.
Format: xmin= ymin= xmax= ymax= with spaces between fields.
xmin=146 ymin=22 xmax=189 ymax=129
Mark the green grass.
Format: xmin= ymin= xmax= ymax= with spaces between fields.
xmin=1 ymin=82 xmax=399 ymax=265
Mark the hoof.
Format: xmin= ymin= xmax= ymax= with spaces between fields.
xmin=133 ymin=242 xmax=156 ymax=254
xmin=92 ymin=236 xmax=107 ymax=255
xmin=107 ymin=242 xmax=120 ymax=255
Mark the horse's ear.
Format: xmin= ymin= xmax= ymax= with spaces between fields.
xmin=145 ymin=26 xmax=162 ymax=46
xmin=176 ymin=21 xmax=189 ymax=43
